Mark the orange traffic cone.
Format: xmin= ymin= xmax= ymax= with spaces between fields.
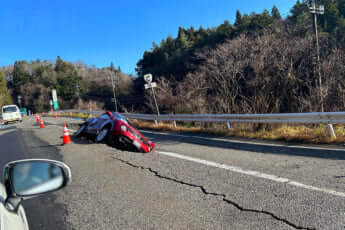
xmin=40 ymin=119 xmax=44 ymax=128
xmin=55 ymin=113 xmax=58 ymax=118
xmin=36 ymin=115 xmax=41 ymax=123
xmin=63 ymin=124 xmax=72 ymax=145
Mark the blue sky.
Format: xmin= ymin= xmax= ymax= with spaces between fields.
xmin=0 ymin=0 xmax=297 ymax=75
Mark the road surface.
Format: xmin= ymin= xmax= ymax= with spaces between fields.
xmin=0 ymin=122 xmax=66 ymax=230
xmin=0 ymin=117 xmax=344 ymax=229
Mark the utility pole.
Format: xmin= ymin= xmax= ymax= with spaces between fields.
xmin=75 ymin=83 xmax=81 ymax=111
xmin=309 ymin=0 xmax=325 ymax=112
xmin=110 ymin=72 xmax=118 ymax=112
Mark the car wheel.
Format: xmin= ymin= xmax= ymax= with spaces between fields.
xmin=75 ymin=124 xmax=86 ymax=138
xmin=106 ymin=134 xmax=118 ymax=147
xmin=95 ymin=127 xmax=110 ymax=143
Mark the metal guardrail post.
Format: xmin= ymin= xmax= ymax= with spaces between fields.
xmin=327 ymin=124 xmax=336 ymax=138
xmin=154 ymin=114 xmax=159 ymax=126
xmin=173 ymin=120 xmax=177 ymax=128
xmin=226 ymin=122 xmax=231 ymax=130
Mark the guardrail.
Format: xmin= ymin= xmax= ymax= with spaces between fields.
xmin=56 ymin=109 xmax=345 ymax=138
xmin=58 ymin=110 xmax=345 ymax=123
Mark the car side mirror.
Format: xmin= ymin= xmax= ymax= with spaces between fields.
xmin=3 ymin=159 xmax=71 ymax=211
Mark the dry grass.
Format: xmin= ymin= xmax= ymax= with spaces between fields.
xmin=44 ymin=112 xmax=90 ymax=120
xmin=129 ymin=119 xmax=345 ymax=145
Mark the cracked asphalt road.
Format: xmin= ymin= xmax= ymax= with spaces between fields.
xmin=9 ymin=117 xmax=345 ymax=229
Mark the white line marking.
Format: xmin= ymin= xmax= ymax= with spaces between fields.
xmin=141 ymin=130 xmax=345 ymax=152
xmin=157 ymin=151 xmax=345 ymax=198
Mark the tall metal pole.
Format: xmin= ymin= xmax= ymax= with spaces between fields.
xmin=151 ymin=87 xmax=160 ymax=116
xmin=76 ymin=83 xmax=81 ymax=111
xmin=110 ymin=72 xmax=118 ymax=112
xmin=310 ymin=0 xmax=324 ymax=112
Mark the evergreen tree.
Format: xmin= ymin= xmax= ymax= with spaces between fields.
xmin=322 ymin=0 xmax=340 ymax=33
xmin=187 ymin=27 xmax=196 ymax=42
xmin=54 ymin=56 xmax=82 ymax=101
xmin=337 ymin=0 xmax=345 ymax=17
xmin=248 ymin=10 xmax=274 ymax=31
xmin=288 ymin=0 xmax=312 ymax=35
xmin=0 ymin=72 xmax=12 ymax=107
xmin=55 ymin=56 xmax=65 ymax=72
xmin=177 ymin=27 xmax=192 ymax=49
xmin=12 ymin=61 xmax=31 ymax=94
xmin=218 ymin=20 xmax=233 ymax=37
xmin=110 ymin=61 xmax=115 ymax=72
xmin=234 ymin=10 xmax=242 ymax=28
xmin=271 ymin=5 xmax=282 ymax=20
xmin=240 ymin=14 xmax=251 ymax=31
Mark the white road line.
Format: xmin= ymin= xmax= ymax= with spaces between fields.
xmin=157 ymin=151 xmax=345 ymax=198
xmin=141 ymin=130 xmax=345 ymax=152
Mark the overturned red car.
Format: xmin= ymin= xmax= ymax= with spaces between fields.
xmin=74 ymin=111 xmax=155 ymax=153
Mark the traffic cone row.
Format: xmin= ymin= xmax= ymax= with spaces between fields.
xmin=63 ymin=124 xmax=72 ymax=145
xmin=36 ymin=114 xmax=71 ymax=145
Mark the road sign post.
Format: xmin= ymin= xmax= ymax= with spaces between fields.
xmin=144 ymin=74 xmax=160 ymax=118
xmin=49 ymin=100 xmax=53 ymax=113
xmin=52 ymin=89 xmax=59 ymax=110
xmin=17 ymin=96 xmax=22 ymax=108
xmin=109 ymin=72 xmax=118 ymax=112
xmin=151 ymin=86 xmax=160 ymax=116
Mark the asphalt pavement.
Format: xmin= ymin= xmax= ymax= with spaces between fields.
xmin=1 ymin=117 xmax=345 ymax=229
xmin=0 ymin=121 xmax=67 ymax=230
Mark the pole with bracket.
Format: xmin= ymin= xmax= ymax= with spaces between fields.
xmin=110 ymin=72 xmax=118 ymax=112
xmin=151 ymin=87 xmax=160 ymax=126
xmin=144 ymin=74 xmax=160 ymax=126
xmin=309 ymin=0 xmax=325 ymax=112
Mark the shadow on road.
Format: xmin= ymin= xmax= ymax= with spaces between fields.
xmin=0 ymin=126 xmax=17 ymax=131
xmin=30 ymin=144 xmax=63 ymax=148
xmin=143 ymin=131 xmax=345 ymax=160
xmin=70 ymin=135 xmax=145 ymax=154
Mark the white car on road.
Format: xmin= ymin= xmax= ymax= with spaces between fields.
xmin=2 ymin=105 xmax=22 ymax=125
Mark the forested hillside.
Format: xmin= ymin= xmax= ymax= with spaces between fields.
xmin=136 ymin=0 xmax=345 ymax=114
xmin=1 ymin=57 xmax=135 ymax=113
xmin=2 ymin=0 xmax=345 ymax=114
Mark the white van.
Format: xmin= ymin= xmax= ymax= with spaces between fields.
xmin=2 ymin=105 xmax=22 ymax=124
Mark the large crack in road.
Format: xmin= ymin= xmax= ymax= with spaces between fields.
xmin=112 ymin=155 xmax=315 ymax=230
